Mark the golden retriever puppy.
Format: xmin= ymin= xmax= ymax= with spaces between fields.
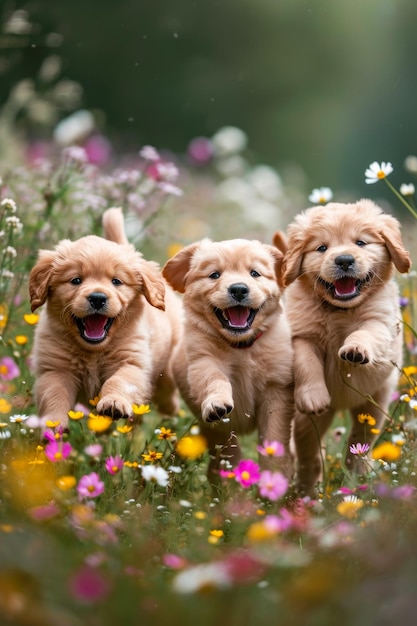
xmin=29 ymin=208 xmax=182 ymax=428
xmin=162 ymin=238 xmax=294 ymax=482
xmin=274 ymin=199 xmax=411 ymax=496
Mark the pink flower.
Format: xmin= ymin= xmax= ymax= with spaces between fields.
xmin=0 ymin=356 xmax=20 ymax=381
xmin=349 ymin=442 xmax=370 ymax=455
xmin=187 ymin=136 xmax=214 ymax=166
xmin=77 ymin=472 xmax=105 ymax=499
xmin=234 ymin=459 xmax=261 ymax=488
xmin=257 ymin=440 xmax=284 ymax=458
xmin=84 ymin=443 xmax=103 ymax=458
xmin=258 ymin=470 xmax=288 ymax=501
xmin=104 ymin=455 xmax=124 ymax=475
xmin=44 ymin=440 xmax=72 ymax=462
xmin=68 ymin=566 xmax=111 ymax=603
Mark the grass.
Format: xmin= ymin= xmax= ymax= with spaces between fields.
xmin=1 ymin=144 xmax=417 ymax=626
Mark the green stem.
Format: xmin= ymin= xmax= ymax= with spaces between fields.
xmin=384 ymin=178 xmax=417 ymax=221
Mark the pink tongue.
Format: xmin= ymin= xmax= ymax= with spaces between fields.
xmin=226 ymin=306 xmax=250 ymax=328
xmin=334 ymin=277 xmax=356 ymax=297
xmin=84 ymin=314 xmax=108 ymax=339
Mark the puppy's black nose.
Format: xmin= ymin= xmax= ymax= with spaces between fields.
xmin=229 ymin=283 xmax=249 ymax=302
xmin=88 ymin=292 xmax=107 ymax=310
xmin=335 ymin=254 xmax=355 ymax=272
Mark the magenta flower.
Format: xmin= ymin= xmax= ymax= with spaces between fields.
xmin=234 ymin=459 xmax=261 ymax=488
xmin=44 ymin=440 xmax=72 ymax=462
xmin=257 ymin=440 xmax=284 ymax=458
xmin=258 ymin=470 xmax=288 ymax=501
xmin=104 ymin=455 xmax=124 ymax=475
xmin=77 ymin=472 xmax=105 ymax=499
xmin=349 ymin=442 xmax=370 ymax=455
xmin=68 ymin=565 xmax=111 ymax=603
xmin=0 ymin=356 xmax=20 ymax=381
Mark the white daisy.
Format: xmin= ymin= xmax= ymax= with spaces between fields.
xmin=364 ymin=161 xmax=393 ymax=184
xmin=400 ymin=183 xmax=415 ymax=196
xmin=141 ymin=465 xmax=169 ymax=487
xmin=308 ymin=187 xmax=333 ymax=204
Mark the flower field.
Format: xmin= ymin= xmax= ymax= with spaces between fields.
xmin=2 ymin=128 xmax=417 ymax=626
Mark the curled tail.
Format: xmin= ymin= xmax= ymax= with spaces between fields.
xmin=102 ymin=207 xmax=129 ymax=245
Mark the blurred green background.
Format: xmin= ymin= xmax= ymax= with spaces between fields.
xmin=1 ymin=0 xmax=416 ymax=194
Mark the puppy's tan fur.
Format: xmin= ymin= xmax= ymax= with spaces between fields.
xmin=275 ymin=199 xmax=411 ymax=496
xmin=29 ymin=208 xmax=182 ymax=427
xmin=163 ymin=238 xmax=294 ymax=481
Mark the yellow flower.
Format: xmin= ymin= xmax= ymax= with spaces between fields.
xmin=56 ymin=475 xmax=76 ymax=490
xmin=117 ymin=424 xmax=133 ymax=434
xmin=209 ymin=529 xmax=224 ymax=538
xmin=403 ymin=366 xmax=417 ymax=378
xmin=176 ymin=434 xmax=208 ymax=460
xmin=194 ymin=511 xmax=206 ymax=520
xmin=124 ymin=460 xmax=139 ymax=468
xmin=357 ymin=413 xmax=376 ymax=426
xmin=0 ymin=305 xmax=8 ymax=331
xmin=141 ymin=449 xmax=163 ymax=462
xmin=337 ymin=497 xmax=364 ymax=519
xmin=23 ymin=313 xmax=39 ymax=325
xmin=371 ymin=442 xmax=402 ymax=462
xmin=0 ymin=399 xmax=11 ymax=414
xmin=132 ymin=403 xmax=151 ymax=415
xmin=246 ymin=520 xmax=277 ymax=542
xmin=157 ymin=426 xmax=176 ymax=440
xmin=89 ymin=396 xmax=99 ymax=407
xmin=45 ymin=420 xmax=61 ymax=429
xmin=87 ymin=413 xmax=112 ymax=433
xmin=68 ymin=410 xmax=84 ymax=421
xmin=15 ymin=335 xmax=28 ymax=345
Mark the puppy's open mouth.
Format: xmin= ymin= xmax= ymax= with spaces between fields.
xmin=75 ymin=314 xmax=114 ymax=343
xmin=214 ymin=306 xmax=257 ymax=333
xmin=320 ymin=274 xmax=373 ymax=301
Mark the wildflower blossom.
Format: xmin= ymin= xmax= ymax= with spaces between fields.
xmin=9 ymin=414 xmax=29 ymax=424
xmin=257 ymin=439 xmax=284 ymax=457
xmin=117 ymin=424 xmax=133 ymax=434
xmin=105 ymin=455 xmax=124 ymax=475
xmin=364 ymin=161 xmax=393 ymax=184
xmin=371 ymin=442 xmax=402 ymax=462
xmin=176 ymin=435 xmax=208 ymax=460
xmin=258 ymin=470 xmax=288 ymax=501
xmin=0 ymin=356 xmax=20 ymax=381
xmin=141 ymin=465 xmax=169 ymax=487
xmin=77 ymin=472 xmax=105 ymax=498
xmin=15 ymin=335 xmax=28 ymax=345
xmin=172 ymin=561 xmax=232 ymax=593
xmin=132 ymin=403 xmax=151 ymax=416
xmin=156 ymin=426 xmax=176 ymax=441
xmin=0 ymin=428 xmax=11 ymax=439
xmin=400 ymin=183 xmax=415 ymax=196
xmin=308 ymin=187 xmax=333 ymax=204
xmin=68 ymin=410 xmax=84 ymax=421
xmin=139 ymin=145 xmax=160 ymax=161
xmin=0 ymin=398 xmax=12 ymax=413
xmin=44 ymin=440 xmax=72 ymax=462
xmin=0 ymin=198 xmax=17 ymax=213
xmin=337 ymin=495 xmax=364 ymax=519
xmin=87 ymin=413 xmax=112 ymax=433
xmin=141 ymin=449 xmax=163 ymax=463
xmin=234 ymin=459 xmax=261 ymax=488
xmin=56 ymin=475 xmax=77 ymax=490
xmin=349 ymin=442 xmax=370 ymax=455
xmin=212 ymin=126 xmax=248 ymax=156
xmin=357 ymin=413 xmax=376 ymax=426
xmin=68 ymin=565 xmax=111 ymax=602
xmin=23 ymin=313 xmax=39 ymax=325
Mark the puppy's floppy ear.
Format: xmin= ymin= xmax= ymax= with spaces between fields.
xmin=272 ymin=230 xmax=288 ymax=255
xmin=264 ymin=244 xmax=285 ymax=288
xmin=137 ymin=259 xmax=166 ymax=310
xmin=162 ymin=242 xmax=200 ymax=293
xmin=379 ymin=214 xmax=411 ymax=274
xmin=29 ymin=250 xmax=56 ymax=311
xmin=282 ymin=241 xmax=305 ymax=286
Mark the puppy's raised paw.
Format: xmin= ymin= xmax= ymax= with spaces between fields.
xmin=202 ymin=396 xmax=234 ymax=423
xmin=339 ymin=344 xmax=371 ymax=365
xmin=96 ymin=396 xmax=133 ymax=420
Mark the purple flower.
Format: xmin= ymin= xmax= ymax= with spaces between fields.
xmin=234 ymin=459 xmax=261 ymax=488
xmin=258 ymin=470 xmax=288 ymax=501
xmin=44 ymin=440 xmax=72 ymax=462
xmin=349 ymin=442 xmax=370 ymax=455
xmin=104 ymin=455 xmax=124 ymax=475
xmin=77 ymin=472 xmax=105 ymax=499
xmin=0 ymin=356 xmax=20 ymax=381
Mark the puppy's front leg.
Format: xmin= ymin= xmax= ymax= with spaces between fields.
xmin=97 ymin=364 xmax=153 ymax=419
xmin=35 ymin=371 xmax=78 ymax=428
xmin=339 ymin=322 xmax=394 ymax=365
xmin=188 ymin=359 xmax=234 ymax=423
xmin=293 ymin=337 xmax=331 ymax=415
xmin=257 ymin=383 xmax=294 ymax=480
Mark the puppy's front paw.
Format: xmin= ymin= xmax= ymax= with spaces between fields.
xmin=295 ymin=384 xmax=331 ymax=416
xmin=96 ymin=396 xmax=133 ymax=420
xmin=201 ymin=396 xmax=234 ymax=423
xmin=339 ymin=343 xmax=371 ymax=364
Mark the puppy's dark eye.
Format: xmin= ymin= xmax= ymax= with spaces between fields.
xmin=208 ymin=271 xmax=221 ymax=280
xmin=250 ymin=269 xmax=261 ymax=277
xmin=112 ymin=278 xmax=123 ymax=285
xmin=356 ymin=240 xmax=367 ymax=246
xmin=316 ymin=245 xmax=327 ymax=253
xmin=70 ymin=277 xmax=82 ymax=285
